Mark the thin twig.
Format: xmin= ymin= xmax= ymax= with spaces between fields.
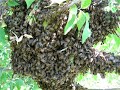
xmin=0 ymin=67 xmax=12 ymax=71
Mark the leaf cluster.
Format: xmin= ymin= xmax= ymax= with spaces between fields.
xmin=64 ymin=0 xmax=92 ymax=44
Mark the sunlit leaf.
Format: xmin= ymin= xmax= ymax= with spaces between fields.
xmin=81 ymin=0 xmax=91 ymax=9
xmin=82 ymin=21 xmax=91 ymax=44
xmin=7 ymin=0 xmax=19 ymax=7
xmin=5 ymin=80 xmax=15 ymax=90
xmin=81 ymin=13 xmax=91 ymax=44
xmin=0 ymin=72 xmax=8 ymax=83
xmin=64 ymin=4 xmax=77 ymax=35
xmin=75 ymin=73 xmax=84 ymax=82
xmin=111 ymin=7 xmax=117 ymax=13
xmin=85 ymin=12 xmax=90 ymax=20
xmin=64 ymin=15 xmax=77 ymax=35
xmin=77 ymin=10 xmax=86 ymax=31
xmin=7 ymin=10 xmax=13 ymax=16
xmin=15 ymin=79 xmax=24 ymax=90
xmin=0 ymin=20 xmax=7 ymax=28
xmin=69 ymin=4 xmax=78 ymax=15
xmin=25 ymin=0 xmax=35 ymax=9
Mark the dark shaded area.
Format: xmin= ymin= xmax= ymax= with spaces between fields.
xmin=1 ymin=0 xmax=120 ymax=90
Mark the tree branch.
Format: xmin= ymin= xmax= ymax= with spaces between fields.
xmin=90 ymin=49 xmax=120 ymax=76
xmin=0 ymin=67 xmax=12 ymax=72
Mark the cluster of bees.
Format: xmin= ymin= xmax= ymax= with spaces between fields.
xmin=3 ymin=0 xmax=120 ymax=90
xmin=89 ymin=1 xmax=119 ymax=44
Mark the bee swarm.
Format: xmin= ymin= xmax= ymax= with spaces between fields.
xmin=3 ymin=0 xmax=120 ymax=90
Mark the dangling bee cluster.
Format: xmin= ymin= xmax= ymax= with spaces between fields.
xmin=3 ymin=0 xmax=120 ymax=90
xmin=88 ymin=0 xmax=119 ymax=44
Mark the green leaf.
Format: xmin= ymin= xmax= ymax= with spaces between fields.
xmin=7 ymin=0 xmax=19 ymax=7
xmin=81 ymin=13 xmax=91 ymax=44
xmin=0 ymin=72 xmax=8 ymax=83
xmin=0 ymin=28 xmax=6 ymax=44
xmin=81 ymin=0 xmax=91 ymax=9
xmin=64 ymin=15 xmax=77 ymax=35
xmin=15 ymin=79 xmax=24 ymax=90
xmin=111 ymin=7 xmax=117 ymax=13
xmin=116 ymin=0 xmax=120 ymax=3
xmin=77 ymin=10 xmax=86 ymax=31
xmin=7 ymin=10 xmax=13 ymax=16
xmin=85 ymin=12 xmax=90 ymax=21
xmin=25 ymin=0 xmax=35 ymax=9
xmin=64 ymin=4 xmax=78 ymax=35
xmin=69 ymin=4 xmax=78 ymax=15
xmin=0 ymin=20 xmax=7 ymax=28
xmin=82 ymin=21 xmax=91 ymax=44
xmin=75 ymin=73 xmax=84 ymax=82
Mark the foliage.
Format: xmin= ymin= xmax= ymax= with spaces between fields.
xmin=108 ymin=0 xmax=119 ymax=13
xmin=0 ymin=28 xmax=6 ymax=46
xmin=75 ymin=71 xmax=120 ymax=89
xmin=0 ymin=23 xmax=40 ymax=90
xmin=81 ymin=0 xmax=91 ymax=9
xmin=81 ymin=13 xmax=91 ymax=44
xmin=7 ymin=0 xmax=19 ymax=7
xmin=94 ymin=28 xmax=120 ymax=54
xmin=64 ymin=0 xmax=92 ymax=43
xmin=64 ymin=4 xmax=77 ymax=35
xmin=0 ymin=71 xmax=41 ymax=90
xmin=5 ymin=0 xmax=120 ymax=44
xmin=77 ymin=11 xmax=86 ymax=31
xmin=116 ymin=0 xmax=120 ymax=3
xmin=7 ymin=0 xmax=35 ymax=8
xmin=0 ymin=27 xmax=40 ymax=90
xmin=25 ymin=0 xmax=35 ymax=9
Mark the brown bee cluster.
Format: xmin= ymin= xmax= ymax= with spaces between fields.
xmin=3 ymin=0 xmax=120 ymax=90
xmin=89 ymin=1 xmax=119 ymax=44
